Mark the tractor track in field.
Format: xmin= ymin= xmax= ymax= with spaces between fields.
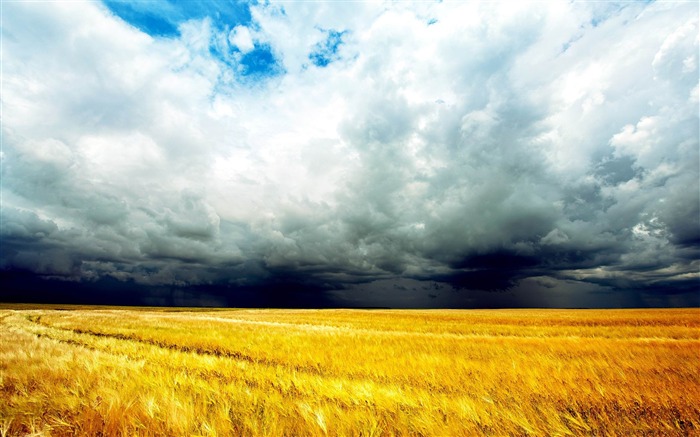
xmin=14 ymin=314 xmax=452 ymax=394
xmin=4 ymin=313 xmax=462 ymax=407
xmin=4 ymin=322 xmax=372 ymax=405
xmin=22 ymin=314 xmax=329 ymax=376
xmin=46 ymin=310 xmax=700 ymax=343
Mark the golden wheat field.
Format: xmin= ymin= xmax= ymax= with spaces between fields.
xmin=1 ymin=305 xmax=699 ymax=436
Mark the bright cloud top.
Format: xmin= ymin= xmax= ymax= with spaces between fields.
xmin=1 ymin=1 xmax=698 ymax=307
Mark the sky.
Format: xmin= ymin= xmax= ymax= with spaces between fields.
xmin=1 ymin=0 xmax=698 ymax=308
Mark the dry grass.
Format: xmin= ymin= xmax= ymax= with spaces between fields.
xmin=1 ymin=305 xmax=698 ymax=436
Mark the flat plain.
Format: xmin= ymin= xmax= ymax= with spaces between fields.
xmin=1 ymin=305 xmax=698 ymax=436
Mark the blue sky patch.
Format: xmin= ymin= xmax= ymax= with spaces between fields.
xmin=103 ymin=0 xmax=283 ymax=80
xmin=309 ymin=29 xmax=346 ymax=68
xmin=239 ymin=44 xmax=284 ymax=77
xmin=102 ymin=0 xmax=252 ymax=38
xmin=103 ymin=1 xmax=179 ymax=37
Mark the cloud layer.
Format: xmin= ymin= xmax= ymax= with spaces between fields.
xmin=2 ymin=1 xmax=698 ymax=307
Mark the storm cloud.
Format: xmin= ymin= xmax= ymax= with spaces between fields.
xmin=1 ymin=1 xmax=698 ymax=307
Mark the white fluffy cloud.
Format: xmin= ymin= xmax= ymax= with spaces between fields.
xmin=1 ymin=1 xmax=698 ymax=305
xmin=229 ymin=25 xmax=255 ymax=53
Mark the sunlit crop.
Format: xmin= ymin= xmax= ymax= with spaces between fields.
xmin=1 ymin=305 xmax=698 ymax=436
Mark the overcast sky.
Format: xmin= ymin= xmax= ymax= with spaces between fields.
xmin=1 ymin=0 xmax=698 ymax=308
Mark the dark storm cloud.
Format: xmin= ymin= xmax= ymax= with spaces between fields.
xmin=1 ymin=1 xmax=698 ymax=307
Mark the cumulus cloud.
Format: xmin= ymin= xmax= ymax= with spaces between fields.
xmin=1 ymin=1 xmax=698 ymax=307
xmin=229 ymin=25 xmax=255 ymax=54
